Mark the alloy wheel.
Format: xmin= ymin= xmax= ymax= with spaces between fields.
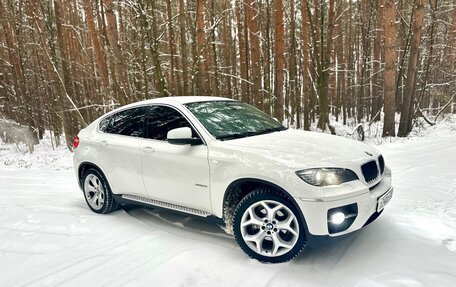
xmin=84 ymin=174 xmax=105 ymax=210
xmin=240 ymin=200 xmax=299 ymax=257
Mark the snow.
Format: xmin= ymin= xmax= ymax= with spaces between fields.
xmin=0 ymin=132 xmax=72 ymax=170
xmin=1 ymin=122 xmax=456 ymax=286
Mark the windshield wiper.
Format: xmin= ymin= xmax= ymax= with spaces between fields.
xmin=217 ymin=126 xmax=287 ymax=141
xmin=217 ymin=131 xmax=259 ymax=140
xmin=256 ymin=126 xmax=287 ymax=135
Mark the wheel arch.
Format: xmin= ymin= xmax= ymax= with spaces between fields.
xmin=222 ymin=178 xmax=309 ymax=235
xmin=77 ymin=161 xmax=108 ymax=189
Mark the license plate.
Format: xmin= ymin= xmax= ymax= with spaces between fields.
xmin=377 ymin=188 xmax=393 ymax=212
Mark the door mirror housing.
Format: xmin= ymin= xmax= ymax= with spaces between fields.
xmin=167 ymin=127 xmax=203 ymax=145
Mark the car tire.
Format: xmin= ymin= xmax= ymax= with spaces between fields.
xmin=82 ymin=168 xmax=119 ymax=214
xmin=233 ymin=188 xmax=307 ymax=263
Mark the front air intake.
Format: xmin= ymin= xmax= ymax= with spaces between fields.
xmin=361 ymin=160 xmax=379 ymax=183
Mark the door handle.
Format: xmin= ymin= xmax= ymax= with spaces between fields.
xmin=142 ymin=146 xmax=155 ymax=153
xmin=100 ymin=140 xmax=109 ymax=147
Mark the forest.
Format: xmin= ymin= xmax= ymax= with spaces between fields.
xmin=0 ymin=0 xmax=455 ymax=149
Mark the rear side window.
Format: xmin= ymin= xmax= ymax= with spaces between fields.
xmin=99 ymin=117 xmax=111 ymax=132
xmin=104 ymin=107 xmax=147 ymax=137
xmin=146 ymin=106 xmax=195 ymax=141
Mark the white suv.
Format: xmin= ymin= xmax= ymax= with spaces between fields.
xmin=74 ymin=96 xmax=393 ymax=263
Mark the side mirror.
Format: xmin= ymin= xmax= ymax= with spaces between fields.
xmin=167 ymin=127 xmax=203 ymax=145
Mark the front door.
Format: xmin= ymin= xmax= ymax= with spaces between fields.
xmin=140 ymin=105 xmax=211 ymax=212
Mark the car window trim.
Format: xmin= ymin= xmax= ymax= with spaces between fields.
xmin=97 ymin=103 xmax=207 ymax=145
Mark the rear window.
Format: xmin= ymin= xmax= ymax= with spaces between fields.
xmin=100 ymin=107 xmax=147 ymax=137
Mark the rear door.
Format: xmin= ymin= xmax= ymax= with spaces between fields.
xmin=97 ymin=106 xmax=148 ymax=196
xmin=140 ymin=105 xmax=211 ymax=212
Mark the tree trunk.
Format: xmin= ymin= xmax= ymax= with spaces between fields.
xmin=301 ymin=0 xmax=310 ymax=130
xmin=383 ymin=0 xmax=397 ymax=137
xmin=196 ymin=0 xmax=208 ymax=95
xmin=221 ymin=0 xmax=233 ymax=98
xmin=450 ymin=0 xmax=456 ymax=112
xmin=166 ymin=0 xmax=176 ymax=95
xmin=0 ymin=0 xmax=25 ymax=122
xmin=357 ymin=0 xmax=374 ymax=123
xmin=150 ymin=0 xmax=168 ymax=96
xmin=103 ymin=0 xmax=129 ymax=103
xmin=415 ymin=0 xmax=437 ymax=115
xmin=371 ymin=0 xmax=384 ymax=122
xmin=179 ymin=0 xmax=188 ymax=96
xmin=236 ymin=1 xmax=249 ymax=103
xmin=316 ymin=0 xmax=334 ymax=131
xmin=209 ymin=0 xmax=220 ymax=97
xmin=246 ymin=0 xmax=262 ymax=109
xmin=289 ymin=0 xmax=298 ymax=127
xmin=395 ymin=2 xmax=414 ymax=112
xmin=335 ymin=1 xmax=344 ymax=123
xmin=274 ymin=0 xmax=284 ymax=122
xmin=398 ymin=0 xmax=425 ymax=137
xmin=82 ymin=0 xmax=109 ymax=97
xmin=263 ymin=0 xmax=272 ymax=112
xmin=54 ymin=0 xmax=80 ymax=148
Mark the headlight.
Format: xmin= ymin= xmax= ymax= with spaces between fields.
xmin=296 ymin=168 xmax=358 ymax=187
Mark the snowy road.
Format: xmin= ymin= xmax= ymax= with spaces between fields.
xmin=1 ymin=134 xmax=456 ymax=286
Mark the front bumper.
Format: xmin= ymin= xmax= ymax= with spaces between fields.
xmin=296 ymin=174 xmax=393 ymax=236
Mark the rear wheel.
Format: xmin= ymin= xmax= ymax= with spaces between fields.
xmin=82 ymin=168 xmax=118 ymax=214
xmin=233 ymin=188 xmax=307 ymax=263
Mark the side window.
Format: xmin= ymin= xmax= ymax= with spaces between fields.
xmin=146 ymin=106 xmax=196 ymax=141
xmin=99 ymin=116 xmax=111 ymax=132
xmin=105 ymin=107 xmax=147 ymax=137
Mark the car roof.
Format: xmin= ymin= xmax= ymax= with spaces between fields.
xmin=125 ymin=96 xmax=235 ymax=108
xmin=92 ymin=96 xmax=236 ymax=125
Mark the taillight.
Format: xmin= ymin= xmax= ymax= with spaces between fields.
xmin=73 ymin=135 xmax=80 ymax=149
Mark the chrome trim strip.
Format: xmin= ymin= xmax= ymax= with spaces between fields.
xmin=298 ymin=198 xmax=324 ymax=202
xmin=122 ymin=194 xmax=211 ymax=217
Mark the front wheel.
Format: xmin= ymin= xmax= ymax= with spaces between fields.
xmin=233 ymin=188 xmax=307 ymax=263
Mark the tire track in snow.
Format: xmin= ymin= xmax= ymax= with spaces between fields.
xmin=18 ymin=236 xmax=145 ymax=287
xmin=123 ymin=207 xmax=236 ymax=250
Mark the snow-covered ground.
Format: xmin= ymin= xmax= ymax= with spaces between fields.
xmin=1 ymin=122 xmax=456 ymax=286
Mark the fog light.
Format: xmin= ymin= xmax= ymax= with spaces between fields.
xmin=331 ymin=212 xmax=346 ymax=225
xmin=327 ymin=203 xmax=358 ymax=234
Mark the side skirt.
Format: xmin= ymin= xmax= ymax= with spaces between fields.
xmin=113 ymin=194 xmax=223 ymax=226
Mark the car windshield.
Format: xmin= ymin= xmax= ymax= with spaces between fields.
xmin=184 ymin=101 xmax=286 ymax=140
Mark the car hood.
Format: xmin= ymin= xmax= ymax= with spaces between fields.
xmin=221 ymin=129 xmax=379 ymax=169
